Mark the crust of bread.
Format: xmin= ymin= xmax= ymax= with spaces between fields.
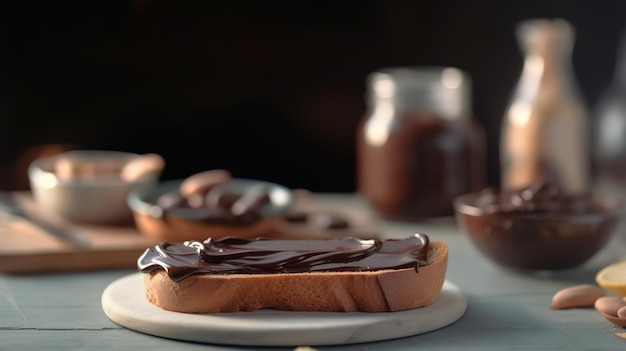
xmin=143 ymin=240 xmax=448 ymax=313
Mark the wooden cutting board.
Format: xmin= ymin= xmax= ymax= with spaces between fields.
xmin=0 ymin=192 xmax=158 ymax=274
xmin=0 ymin=192 xmax=381 ymax=274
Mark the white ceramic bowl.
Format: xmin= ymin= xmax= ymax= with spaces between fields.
xmin=29 ymin=150 xmax=163 ymax=225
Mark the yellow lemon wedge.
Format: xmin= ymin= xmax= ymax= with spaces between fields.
xmin=596 ymin=260 xmax=626 ymax=296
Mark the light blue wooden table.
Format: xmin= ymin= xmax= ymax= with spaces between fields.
xmin=2 ymin=194 xmax=626 ymax=350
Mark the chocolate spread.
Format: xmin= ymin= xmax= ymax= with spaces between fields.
xmin=138 ymin=233 xmax=430 ymax=281
xmin=154 ymin=183 xmax=270 ymax=226
xmin=474 ymin=179 xmax=603 ymax=214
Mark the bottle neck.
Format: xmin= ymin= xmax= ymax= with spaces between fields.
xmin=519 ymin=52 xmax=575 ymax=86
xmin=516 ymin=19 xmax=578 ymax=94
xmin=516 ymin=18 xmax=575 ymax=56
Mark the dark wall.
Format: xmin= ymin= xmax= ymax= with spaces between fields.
xmin=1 ymin=0 xmax=624 ymax=192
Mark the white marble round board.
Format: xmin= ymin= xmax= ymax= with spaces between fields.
xmin=101 ymin=273 xmax=467 ymax=347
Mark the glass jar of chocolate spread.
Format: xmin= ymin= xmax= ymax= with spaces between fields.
xmin=357 ymin=67 xmax=486 ymax=220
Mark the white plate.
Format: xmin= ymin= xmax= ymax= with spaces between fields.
xmin=101 ymin=273 xmax=467 ymax=347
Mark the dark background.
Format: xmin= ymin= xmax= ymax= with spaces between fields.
xmin=1 ymin=0 xmax=625 ymax=192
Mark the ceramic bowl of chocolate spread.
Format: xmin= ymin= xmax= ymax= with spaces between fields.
xmin=454 ymin=180 xmax=622 ymax=270
xmin=127 ymin=178 xmax=296 ymax=242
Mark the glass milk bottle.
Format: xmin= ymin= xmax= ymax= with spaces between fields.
xmin=500 ymin=19 xmax=590 ymax=195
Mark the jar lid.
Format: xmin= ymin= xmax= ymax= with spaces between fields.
xmin=366 ymin=66 xmax=472 ymax=119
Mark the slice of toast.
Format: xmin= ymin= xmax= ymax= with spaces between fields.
xmin=141 ymin=236 xmax=448 ymax=313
